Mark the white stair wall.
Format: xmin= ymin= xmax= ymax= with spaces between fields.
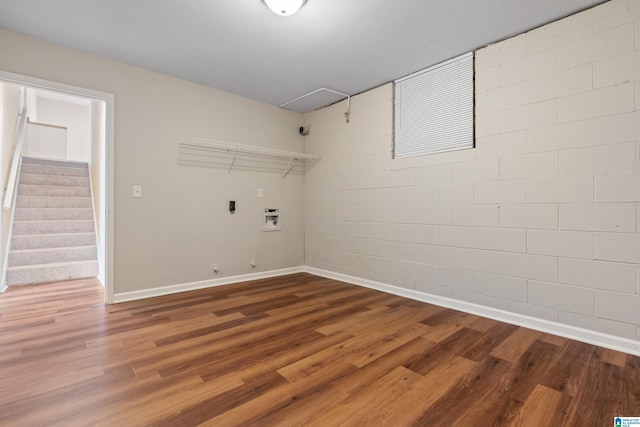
xmin=7 ymin=157 xmax=98 ymax=286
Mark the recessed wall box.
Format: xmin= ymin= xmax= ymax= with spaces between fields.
xmin=264 ymin=208 xmax=280 ymax=231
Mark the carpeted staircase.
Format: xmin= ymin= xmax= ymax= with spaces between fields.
xmin=6 ymin=157 xmax=98 ymax=286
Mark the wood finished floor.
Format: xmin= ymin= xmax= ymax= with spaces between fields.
xmin=0 ymin=273 xmax=638 ymax=426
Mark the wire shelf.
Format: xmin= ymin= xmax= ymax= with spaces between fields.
xmin=178 ymin=137 xmax=320 ymax=178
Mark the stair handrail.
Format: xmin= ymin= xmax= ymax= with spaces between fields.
xmin=3 ymin=107 xmax=27 ymax=210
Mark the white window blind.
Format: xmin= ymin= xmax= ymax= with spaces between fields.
xmin=394 ymin=52 xmax=474 ymax=158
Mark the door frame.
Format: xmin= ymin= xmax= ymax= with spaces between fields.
xmin=0 ymin=70 xmax=115 ymax=303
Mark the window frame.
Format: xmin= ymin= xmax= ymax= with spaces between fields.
xmin=393 ymin=52 xmax=475 ymax=159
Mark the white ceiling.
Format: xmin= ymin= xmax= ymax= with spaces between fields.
xmin=0 ymin=0 xmax=606 ymax=113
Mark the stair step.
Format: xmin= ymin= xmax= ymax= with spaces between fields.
xmin=18 ymin=184 xmax=91 ymax=197
xmin=9 ymin=245 xmax=98 ymax=267
xmin=21 ymin=164 xmax=89 ymax=177
xmin=16 ymin=195 xmax=92 ymax=209
xmin=6 ymin=260 xmax=98 ymax=286
xmin=20 ymin=174 xmax=89 ymax=187
xmin=8 ymin=157 xmax=98 ymax=287
xmin=22 ymin=157 xmax=88 ymax=169
xmin=15 ymin=207 xmax=93 ymax=221
xmin=19 ymin=173 xmax=90 ymax=187
xmin=12 ymin=220 xmax=95 ymax=235
xmin=11 ymin=232 xmax=96 ymax=250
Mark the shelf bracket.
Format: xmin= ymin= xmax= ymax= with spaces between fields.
xmin=345 ymin=95 xmax=351 ymax=123
xmin=282 ymin=157 xmax=295 ymax=179
xmin=228 ymin=147 xmax=238 ymax=174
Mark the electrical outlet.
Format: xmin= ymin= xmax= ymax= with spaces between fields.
xmin=258 ymin=188 xmax=264 ymax=198
xmin=132 ymin=185 xmax=142 ymax=198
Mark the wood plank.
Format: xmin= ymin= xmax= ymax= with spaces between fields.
xmin=599 ymin=347 xmax=628 ymax=367
xmin=462 ymin=321 xmax=519 ymax=362
xmin=182 ymin=329 xmax=329 ymax=380
xmin=539 ymin=340 xmax=593 ymax=397
xmin=420 ymin=309 xmax=479 ymax=342
xmin=205 ymin=361 xmax=357 ymax=426
xmin=306 ymin=366 xmax=425 ymax=426
xmin=0 ymin=273 xmax=637 ymax=426
xmin=103 ymin=373 xmax=241 ymax=426
xmin=332 ymin=336 xmax=437 ymax=396
xmin=453 ymin=339 xmax=560 ymax=426
xmin=403 ymin=327 xmax=485 ymax=375
xmin=328 ymin=356 xmax=477 ymax=426
xmin=509 ymin=384 xmax=572 ymax=427
xmin=415 ymin=356 xmax=514 ymax=425
xmin=490 ymin=327 xmax=542 ymax=362
xmin=151 ymin=371 xmax=288 ymax=426
xmin=562 ymin=349 xmax=640 ymax=425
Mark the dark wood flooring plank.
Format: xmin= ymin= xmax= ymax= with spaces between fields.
xmin=154 ymin=313 xmax=266 ymax=347
xmin=403 ymin=326 xmax=485 ymax=375
xmin=278 ymin=321 xmax=431 ymax=382
xmin=205 ymin=361 xmax=357 ymax=426
xmin=462 ymin=321 xmax=520 ymax=362
xmin=508 ymin=384 xmax=572 ymax=427
xmin=307 ymin=365 xmax=425 ymax=426
xmin=624 ymin=354 xmax=640 ymax=409
xmin=414 ymin=356 xmax=514 ymax=426
xmin=332 ymin=336 xmax=437 ymax=396
xmin=453 ymin=339 xmax=560 ymax=426
xmin=490 ymin=327 xmax=543 ymax=363
xmin=324 ymin=356 xmax=478 ymax=426
xmin=563 ymin=350 xmax=639 ymax=426
xmin=170 ymin=329 xmax=327 ymax=380
xmin=129 ymin=303 xmax=368 ymax=379
xmin=151 ymin=371 xmax=288 ymax=427
xmin=103 ymin=373 xmax=243 ymax=427
xmin=0 ymin=273 xmax=637 ymax=426
xmin=539 ymin=340 xmax=594 ymax=397
xmin=419 ymin=310 xmax=479 ymax=342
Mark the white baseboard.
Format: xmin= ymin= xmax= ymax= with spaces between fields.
xmin=304 ymin=266 xmax=640 ymax=356
xmin=112 ymin=266 xmax=305 ymax=303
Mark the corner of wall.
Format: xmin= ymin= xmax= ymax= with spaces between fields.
xmin=302 ymin=0 xmax=640 ymax=353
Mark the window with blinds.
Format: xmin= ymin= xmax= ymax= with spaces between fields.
xmin=393 ymin=52 xmax=474 ymax=158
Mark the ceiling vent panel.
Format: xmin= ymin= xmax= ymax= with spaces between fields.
xmin=279 ymin=88 xmax=349 ymax=113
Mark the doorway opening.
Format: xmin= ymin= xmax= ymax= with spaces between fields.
xmin=0 ymin=71 xmax=114 ymax=303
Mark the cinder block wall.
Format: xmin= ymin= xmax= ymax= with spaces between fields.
xmin=304 ymin=0 xmax=640 ymax=342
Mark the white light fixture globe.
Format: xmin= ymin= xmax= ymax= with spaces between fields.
xmin=263 ymin=0 xmax=307 ymax=16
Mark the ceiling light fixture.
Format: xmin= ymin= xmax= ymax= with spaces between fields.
xmin=262 ymin=0 xmax=307 ymax=16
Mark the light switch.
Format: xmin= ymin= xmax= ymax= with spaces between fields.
xmin=258 ymin=188 xmax=264 ymax=198
xmin=132 ymin=185 xmax=142 ymax=198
